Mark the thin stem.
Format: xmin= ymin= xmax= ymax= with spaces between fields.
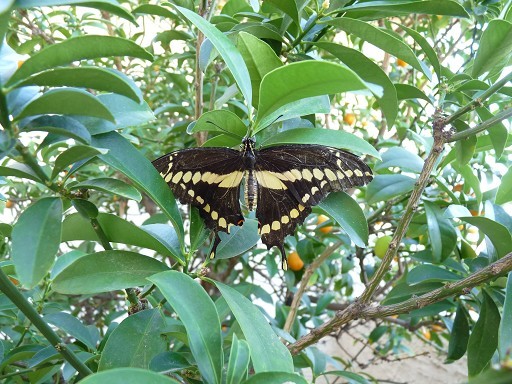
xmin=0 ymin=269 xmax=93 ymax=376
xmin=194 ymin=0 xmax=208 ymax=146
xmin=447 ymin=107 xmax=512 ymax=143
xmin=284 ymin=241 xmax=342 ymax=332
xmin=0 ymin=87 xmax=12 ymax=131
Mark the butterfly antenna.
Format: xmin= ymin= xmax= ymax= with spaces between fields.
xmin=206 ymin=120 xmax=245 ymax=140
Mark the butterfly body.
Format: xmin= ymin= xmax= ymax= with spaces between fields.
xmin=152 ymin=138 xmax=373 ymax=269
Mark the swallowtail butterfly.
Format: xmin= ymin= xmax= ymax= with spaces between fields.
xmin=152 ymin=138 xmax=373 ymax=270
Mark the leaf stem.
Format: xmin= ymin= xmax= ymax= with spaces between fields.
xmin=0 ymin=269 xmax=93 ymax=376
xmin=447 ymin=107 xmax=512 ymax=142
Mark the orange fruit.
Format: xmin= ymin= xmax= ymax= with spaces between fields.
xmin=343 ymin=113 xmax=356 ymax=125
xmin=17 ymin=60 xmax=24 ymax=69
xmin=422 ymin=329 xmax=431 ymax=340
xmin=317 ymin=214 xmax=333 ymax=234
xmin=452 ymin=184 xmax=463 ymax=192
xmin=5 ymin=200 xmax=14 ymax=208
xmin=469 ymin=210 xmax=479 ymax=216
xmin=431 ymin=324 xmax=444 ymax=333
xmin=288 ymin=251 xmax=304 ymax=271
xmin=397 ymin=59 xmax=407 ymax=67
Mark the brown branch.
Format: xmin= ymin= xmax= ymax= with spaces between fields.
xmin=288 ymin=251 xmax=512 ymax=354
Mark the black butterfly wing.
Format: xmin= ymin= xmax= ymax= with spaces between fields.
xmin=152 ymin=148 xmax=245 ymax=258
xmin=253 ymin=144 xmax=373 ymax=269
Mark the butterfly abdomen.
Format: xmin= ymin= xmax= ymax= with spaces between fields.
xmin=244 ymin=170 xmax=258 ymax=211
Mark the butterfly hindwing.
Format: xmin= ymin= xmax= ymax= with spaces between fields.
xmin=253 ymin=144 xmax=373 ymax=268
xmin=152 ymin=147 xmax=245 ymax=257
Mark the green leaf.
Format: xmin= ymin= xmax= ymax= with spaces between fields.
xmin=499 ymin=272 xmax=512 ymax=360
xmin=11 ymin=197 xmax=62 ymax=288
xmin=91 ymin=132 xmax=184 ymax=245
xmin=23 ymin=115 xmax=91 ymax=144
xmin=424 ymin=201 xmax=457 ymax=263
xmin=148 ymin=271 xmax=223 ymax=384
xmin=243 ymin=372 xmax=308 ymax=384
xmin=61 ymin=213 xmax=182 ymax=261
xmin=226 ymin=334 xmax=250 ymax=384
xmin=255 ymin=61 xmax=374 ymax=128
xmin=15 ymin=88 xmax=116 ymax=122
xmin=72 ymin=198 xmax=99 ymax=219
xmin=265 ymin=0 xmax=305 ymax=26
xmin=52 ymin=250 xmax=169 ymax=294
xmin=6 ymin=35 xmax=152 ymax=87
xmin=395 ymin=84 xmax=432 ymax=104
xmin=237 ymin=31 xmax=282 ymax=108
xmin=174 ymin=5 xmax=252 ymax=111
xmin=337 ymin=0 xmax=469 ymax=18
xmin=215 ymin=282 xmax=294 ymax=373
xmin=320 ymin=371 xmax=370 ymax=384
xmin=43 ymin=312 xmax=96 ymax=350
xmin=79 ymin=368 xmax=180 ymax=384
xmin=315 ymin=42 xmax=398 ymax=128
xmin=51 ymin=145 xmax=108 ymax=180
xmin=149 ymin=351 xmax=193 ymax=373
xmin=68 ymin=178 xmax=142 ymax=201
xmin=132 ymin=4 xmax=181 ymax=22
xmin=15 ymin=67 xmax=142 ymax=102
xmin=259 ymin=128 xmax=380 ymax=159
xmin=0 ymin=161 xmax=41 ymax=183
xmin=460 ymin=216 xmax=512 ymax=259
xmin=322 ymin=18 xmax=429 ymax=77
xmin=453 ymin=120 xmax=476 ymax=166
xmin=366 ymin=174 xmax=416 ymax=204
xmin=216 ymin=219 xmax=259 ymax=259
xmin=406 ymin=264 xmax=461 ymax=284
xmin=318 ymin=192 xmax=369 ymax=248
xmin=99 ymin=309 xmax=167 ymax=370
xmin=190 ymin=207 xmax=210 ymax=252
xmin=467 ymin=291 xmax=500 ymax=377
xmin=476 ymin=107 xmax=508 ymax=159
xmin=496 ymin=166 xmax=512 ymax=205
xmin=458 ymin=164 xmax=482 ymax=206
xmin=472 ymin=20 xmax=512 ymax=79
xmin=447 ymin=302 xmax=470 ymax=362
xmin=375 ymin=147 xmax=424 ymax=173
xmin=188 ymin=110 xmax=247 ymax=138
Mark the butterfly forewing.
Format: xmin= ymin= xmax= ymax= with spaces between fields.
xmin=253 ymin=144 xmax=373 ymax=267
xmin=152 ymin=148 xmax=245 ymax=257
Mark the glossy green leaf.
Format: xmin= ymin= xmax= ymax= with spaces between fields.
xmin=499 ymin=273 xmax=512 ymax=360
xmin=50 ymin=250 xmax=87 ymax=280
xmin=453 ymin=120 xmax=476 ymax=166
xmin=237 ymin=31 xmax=282 ymax=108
xmin=458 ymin=164 xmax=482 ymax=206
xmin=68 ymin=178 xmax=142 ymax=201
xmin=496 ymin=166 xmax=512 ymax=205
xmin=215 ymin=282 xmax=294 ymax=373
xmin=79 ymin=368 xmax=180 ymax=384
xmin=216 ymin=219 xmax=259 ymax=259
xmin=43 ymin=312 xmax=96 ymax=350
xmin=149 ymin=271 xmax=223 ymax=384
xmin=406 ymin=265 xmax=461 ymax=284
xmin=61 ymin=213 xmax=181 ymax=261
xmin=0 ymin=161 xmax=41 ymax=183
xmin=15 ymin=88 xmax=116 ymax=122
xmin=322 ymin=18 xmax=428 ymax=77
xmin=51 ymin=145 xmax=108 ymax=180
xmin=259 ymin=128 xmax=380 ymax=159
xmin=447 ymin=302 xmax=470 ymax=362
xmin=188 ymin=110 xmax=247 ymax=138
xmin=318 ymin=192 xmax=369 ymax=248
xmin=366 ymin=174 xmax=416 ymax=204
xmin=243 ymin=372 xmax=308 ymax=383
xmin=16 ymin=67 xmax=142 ymax=102
xmin=265 ymin=0 xmax=305 ymax=25
xmin=337 ymin=0 xmax=469 ymax=18
xmin=256 ymin=96 xmax=331 ymax=131
xmin=11 ymin=197 xmax=62 ymax=288
xmin=476 ymin=107 xmax=508 ymax=159
xmin=132 ymin=4 xmax=180 ymax=22
xmin=23 ymin=115 xmax=91 ymax=144
xmin=190 ymin=207 xmax=210 ymax=252
xmin=74 ymin=94 xmax=154 ymax=135
xmin=99 ymin=309 xmax=167 ymax=370
xmin=424 ymin=201 xmax=457 ymax=263
xmin=226 ymin=334 xmax=250 ymax=384
xmin=91 ymin=132 xmax=184 ymax=245
xmin=175 ymin=5 xmax=252 ymax=111
xmin=52 ymin=250 xmax=169 ymax=294
xmin=375 ymin=147 xmax=424 ymax=173
xmin=467 ymin=291 xmax=500 ymax=376
xmin=149 ymin=351 xmax=193 ymax=373
xmin=256 ymin=61 xmax=373 ymax=128
xmin=460 ymin=216 xmax=512 ymax=259
xmin=320 ymin=371 xmax=370 ymax=384
xmin=395 ymin=84 xmax=432 ymax=103
xmin=6 ymin=35 xmax=152 ymax=87
xmin=472 ymin=20 xmax=512 ymax=79
xmin=315 ymin=42 xmax=398 ymax=128
xmin=71 ymin=198 xmax=99 ymax=219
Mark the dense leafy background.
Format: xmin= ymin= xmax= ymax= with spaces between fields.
xmin=0 ymin=0 xmax=511 ymax=383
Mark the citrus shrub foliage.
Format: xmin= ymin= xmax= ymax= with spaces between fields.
xmin=0 ymin=0 xmax=512 ymax=383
